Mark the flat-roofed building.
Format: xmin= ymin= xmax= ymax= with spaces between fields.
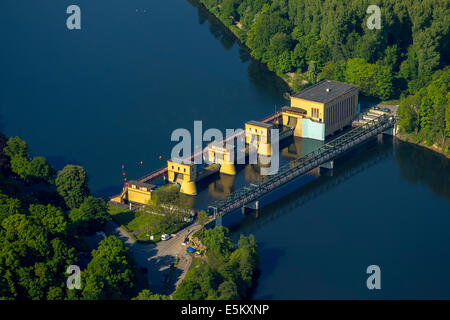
xmin=126 ymin=180 xmax=155 ymax=205
xmin=283 ymin=80 xmax=359 ymax=140
xmin=245 ymin=120 xmax=275 ymax=156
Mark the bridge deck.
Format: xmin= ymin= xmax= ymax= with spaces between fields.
xmin=208 ymin=114 xmax=396 ymax=217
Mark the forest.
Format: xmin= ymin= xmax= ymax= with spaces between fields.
xmin=172 ymin=227 xmax=260 ymax=300
xmin=0 ymin=133 xmax=260 ymax=300
xmin=0 ymin=133 xmax=134 ymax=300
xmin=196 ymin=0 xmax=449 ymax=153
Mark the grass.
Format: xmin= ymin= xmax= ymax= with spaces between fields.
xmin=109 ymin=205 xmax=190 ymax=243
xmin=127 ymin=213 xmax=164 ymax=233
xmin=108 ymin=206 xmax=135 ymax=228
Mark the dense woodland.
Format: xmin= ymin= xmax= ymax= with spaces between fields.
xmin=197 ymin=0 xmax=449 ymax=153
xmin=0 ymin=134 xmax=259 ymax=300
xmin=172 ymin=227 xmax=260 ymax=300
xmin=0 ymin=133 xmax=138 ymax=300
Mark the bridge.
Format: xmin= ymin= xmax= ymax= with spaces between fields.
xmin=208 ymin=113 xmax=397 ymax=219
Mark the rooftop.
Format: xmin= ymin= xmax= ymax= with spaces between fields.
xmin=127 ymin=180 xmax=156 ymax=189
xmin=246 ymin=120 xmax=274 ymax=129
xmin=281 ymin=106 xmax=307 ymax=114
xmin=291 ymin=80 xmax=358 ymax=104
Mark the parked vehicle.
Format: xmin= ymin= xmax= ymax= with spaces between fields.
xmin=161 ymin=234 xmax=170 ymax=241
xmin=186 ymin=247 xmax=197 ymax=254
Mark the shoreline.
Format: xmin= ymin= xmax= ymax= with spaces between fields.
xmin=188 ymin=0 xmax=293 ymax=91
xmin=191 ymin=0 xmax=450 ymax=162
xmin=395 ymin=133 xmax=450 ymax=159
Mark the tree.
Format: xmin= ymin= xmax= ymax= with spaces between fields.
xmin=133 ymin=289 xmax=169 ymax=300
xmin=47 ymin=286 xmax=64 ymax=300
xmin=3 ymin=137 xmax=28 ymax=159
xmin=0 ymin=194 xmax=22 ymax=224
xmin=196 ymin=211 xmax=210 ymax=226
xmin=68 ymin=196 xmax=110 ymax=233
xmin=196 ymin=226 xmax=234 ymax=261
xmin=27 ymin=157 xmax=55 ymax=184
xmin=29 ymin=204 xmax=68 ymax=236
xmin=151 ymin=183 xmax=180 ymax=205
xmin=55 ymin=165 xmax=90 ymax=209
xmin=218 ymin=280 xmax=239 ymax=300
xmin=0 ymin=133 xmax=11 ymax=176
xmin=173 ymin=262 xmax=220 ymax=300
xmin=82 ymin=236 xmax=136 ymax=300
xmin=9 ymin=156 xmax=30 ymax=181
xmin=398 ymin=95 xmax=421 ymax=133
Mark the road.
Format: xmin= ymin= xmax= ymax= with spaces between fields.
xmin=105 ymin=220 xmax=202 ymax=295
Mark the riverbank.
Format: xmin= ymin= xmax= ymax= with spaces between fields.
xmin=396 ymin=133 xmax=450 ymax=159
xmin=191 ymin=0 xmax=450 ymax=163
xmin=188 ymin=0 xmax=294 ymax=92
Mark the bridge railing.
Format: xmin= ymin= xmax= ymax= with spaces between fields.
xmin=209 ymin=114 xmax=396 ymax=216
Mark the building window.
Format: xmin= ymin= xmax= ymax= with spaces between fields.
xmin=312 ymin=108 xmax=319 ymax=118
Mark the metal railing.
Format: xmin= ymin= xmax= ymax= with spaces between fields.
xmin=209 ymin=114 xmax=396 ymax=217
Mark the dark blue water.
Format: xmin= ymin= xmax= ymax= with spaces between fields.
xmin=1 ymin=0 xmax=449 ymax=299
xmin=0 ymin=0 xmax=286 ymax=197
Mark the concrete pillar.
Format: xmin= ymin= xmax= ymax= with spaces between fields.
xmin=180 ymin=180 xmax=197 ymax=196
xmin=220 ymin=163 xmax=236 ymax=175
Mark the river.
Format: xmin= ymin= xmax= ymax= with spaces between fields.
xmin=1 ymin=0 xmax=449 ymax=299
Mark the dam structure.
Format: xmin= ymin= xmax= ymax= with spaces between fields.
xmin=110 ymin=80 xmax=397 ymax=219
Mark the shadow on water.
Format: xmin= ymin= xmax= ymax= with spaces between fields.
xmin=229 ymin=136 xmax=395 ymax=235
xmin=247 ymin=242 xmax=286 ymax=300
xmin=186 ymin=0 xmax=290 ymax=99
xmin=394 ymin=138 xmax=450 ymax=203
xmin=0 ymin=114 xmax=5 ymax=132
xmin=46 ymin=155 xmax=84 ymax=172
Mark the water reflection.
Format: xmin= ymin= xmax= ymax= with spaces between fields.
xmin=395 ymin=139 xmax=450 ymax=203
xmin=186 ymin=0 xmax=289 ymax=99
xmin=231 ymin=137 xmax=394 ymax=234
xmin=193 ymin=136 xmax=326 ymax=208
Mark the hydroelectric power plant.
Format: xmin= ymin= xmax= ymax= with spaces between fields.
xmin=110 ymin=80 xmax=397 ymax=227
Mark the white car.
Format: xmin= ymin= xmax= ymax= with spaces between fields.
xmin=161 ymin=234 xmax=170 ymax=241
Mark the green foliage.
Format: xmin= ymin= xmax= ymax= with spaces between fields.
xmin=398 ymin=95 xmax=421 ymax=133
xmin=3 ymin=137 xmax=28 ymax=159
xmin=9 ymin=156 xmax=31 ymax=181
xmin=27 ymin=157 xmax=55 ymax=184
xmin=55 ymin=165 xmax=90 ymax=209
xmin=133 ymin=289 xmax=169 ymax=300
xmin=397 ymin=68 xmax=450 ymax=148
xmin=1 ymin=137 xmax=55 ymax=184
xmin=68 ymin=196 xmax=110 ymax=233
xmin=0 ymin=213 xmax=77 ymax=300
xmin=174 ymin=228 xmax=259 ymax=300
xmin=198 ymin=0 xmax=449 ymax=99
xmin=29 ymin=204 xmax=68 ymax=236
xmin=0 ymin=193 xmax=22 ymax=224
xmin=196 ymin=226 xmax=234 ymax=265
xmin=151 ymin=183 xmax=181 ymax=205
xmin=0 ymin=134 xmax=11 ymax=176
xmin=81 ymin=236 xmax=136 ymax=300
xmin=196 ymin=210 xmax=210 ymax=226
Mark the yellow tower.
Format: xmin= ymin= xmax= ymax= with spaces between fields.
xmin=207 ymin=142 xmax=236 ymax=175
xmin=167 ymin=160 xmax=198 ymax=195
xmin=245 ymin=121 xmax=274 ymax=156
